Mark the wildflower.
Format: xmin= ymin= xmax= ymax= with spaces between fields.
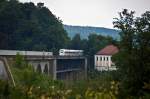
xmin=111 ymin=81 xmax=115 ymax=85
xmin=65 ymin=89 xmax=72 ymax=95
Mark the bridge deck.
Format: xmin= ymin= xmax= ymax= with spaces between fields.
xmin=25 ymin=55 xmax=86 ymax=60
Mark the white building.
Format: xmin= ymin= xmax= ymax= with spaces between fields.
xmin=95 ymin=45 xmax=119 ymax=71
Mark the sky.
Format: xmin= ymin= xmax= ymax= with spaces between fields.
xmin=20 ymin=0 xmax=150 ymax=29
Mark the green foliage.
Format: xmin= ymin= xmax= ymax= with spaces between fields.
xmin=69 ymin=34 xmax=83 ymax=50
xmin=67 ymin=33 xmax=116 ymax=69
xmin=113 ymin=9 xmax=150 ymax=98
xmin=0 ymin=0 xmax=116 ymax=58
xmin=13 ymin=53 xmax=25 ymax=69
xmin=86 ymin=34 xmax=115 ymax=56
xmin=68 ymin=71 xmax=119 ymax=99
xmin=0 ymin=0 xmax=69 ymax=51
xmin=86 ymin=34 xmax=116 ymax=69
xmin=0 ymin=54 xmax=120 ymax=99
xmin=1 ymin=1 xmax=150 ymax=98
xmin=12 ymin=54 xmax=62 ymax=91
xmin=0 ymin=80 xmax=11 ymax=99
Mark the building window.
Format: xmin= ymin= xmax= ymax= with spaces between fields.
xmin=97 ymin=57 xmax=98 ymax=61
xmin=106 ymin=57 xmax=108 ymax=61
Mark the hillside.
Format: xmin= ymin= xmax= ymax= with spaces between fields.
xmin=64 ymin=25 xmax=119 ymax=39
xmin=0 ymin=0 xmax=69 ymax=51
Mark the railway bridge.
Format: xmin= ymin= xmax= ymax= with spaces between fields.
xmin=0 ymin=50 xmax=87 ymax=84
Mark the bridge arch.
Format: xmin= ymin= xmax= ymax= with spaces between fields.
xmin=37 ymin=64 xmax=42 ymax=73
xmin=0 ymin=60 xmax=8 ymax=79
xmin=44 ymin=64 xmax=48 ymax=74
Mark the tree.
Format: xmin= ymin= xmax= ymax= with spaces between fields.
xmin=14 ymin=53 xmax=25 ymax=69
xmin=0 ymin=0 xmax=21 ymax=49
xmin=113 ymin=9 xmax=150 ymax=98
xmin=0 ymin=0 xmax=69 ymax=52
xmin=37 ymin=2 xmax=44 ymax=8
xmin=85 ymin=34 xmax=115 ymax=69
xmin=69 ymin=34 xmax=82 ymax=50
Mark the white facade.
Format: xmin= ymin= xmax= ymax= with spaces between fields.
xmin=94 ymin=55 xmax=116 ymax=71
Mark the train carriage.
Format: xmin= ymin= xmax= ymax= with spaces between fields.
xmin=59 ymin=49 xmax=83 ymax=56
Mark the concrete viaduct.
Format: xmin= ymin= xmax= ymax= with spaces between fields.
xmin=0 ymin=50 xmax=87 ymax=85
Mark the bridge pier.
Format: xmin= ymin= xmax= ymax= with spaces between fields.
xmin=53 ymin=59 xmax=57 ymax=80
xmin=84 ymin=58 xmax=87 ymax=79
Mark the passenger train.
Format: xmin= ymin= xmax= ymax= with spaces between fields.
xmin=59 ymin=49 xmax=83 ymax=56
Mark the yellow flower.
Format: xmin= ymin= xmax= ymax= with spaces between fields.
xmin=143 ymin=82 xmax=150 ymax=90
xmin=76 ymin=94 xmax=81 ymax=99
xmin=65 ymin=89 xmax=72 ymax=95
xmin=111 ymin=81 xmax=115 ymax=85
xmin=27 ymin=86 xmax=33 ymax=95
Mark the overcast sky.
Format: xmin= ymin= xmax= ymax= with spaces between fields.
xmin=20 ymin=0 xmax=150 ymax=29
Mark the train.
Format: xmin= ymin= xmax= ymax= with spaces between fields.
xmin=59 ymin=49 xmax=83 ymax=56
xmin=0 ymin=49 xmax=84 ymax=57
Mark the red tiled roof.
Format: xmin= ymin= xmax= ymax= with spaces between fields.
xmin=96 ymin=45 xmax=119 ymax=55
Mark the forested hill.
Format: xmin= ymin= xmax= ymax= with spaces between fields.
xmin=0 ymin=0 xmax=69 ymax=51
xmin=64 ymin=25 xmax=119 ymax=39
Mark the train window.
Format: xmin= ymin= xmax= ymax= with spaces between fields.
xmin=59 ymin=49 xmax=83 ymax=56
